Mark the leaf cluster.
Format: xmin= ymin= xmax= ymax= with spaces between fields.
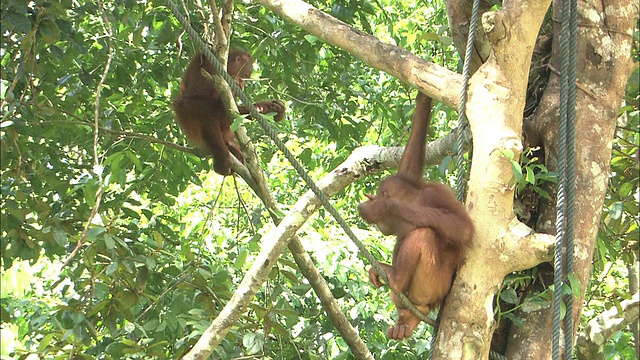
xmin=0 ymin=0 xmax=460 ymax=358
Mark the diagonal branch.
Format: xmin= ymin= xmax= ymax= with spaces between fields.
xmin=182 ymin=132 xmax=454 ymax=359
xmin=255 ymin=0 xmax=462 ymax=108
xmin=576 ymin=292 xmax=640 ymax=358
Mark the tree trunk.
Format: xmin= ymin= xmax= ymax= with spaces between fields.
xmin=505 ymin=0 xmax=636 ymax=358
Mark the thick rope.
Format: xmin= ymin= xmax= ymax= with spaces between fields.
xmin=553 ymin=0 xmax=578 ymax=359
xmin=453 ymin=0 xmax=480 ymax=203
xmin=164 ymin=0 xmax=432 ymax=327
xmin=563 ymin=0 xmax=578 ymax=357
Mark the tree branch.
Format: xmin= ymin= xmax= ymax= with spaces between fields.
xmin=183 ymin=137 xmax=452 ymax=359
xmin=255 ymin=0 xmax=462 ymax=108
xmin=576 ymin=292 xmax=640 ymax=359
xmin=61 ymin=0 xmax=114 ymax=269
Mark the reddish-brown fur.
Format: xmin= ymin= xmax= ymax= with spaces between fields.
xmin=172 ymin=51 xmax=285 ymax=175
xmin=358 ymin=92 xmax=474 ymax=340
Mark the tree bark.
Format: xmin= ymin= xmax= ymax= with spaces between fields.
xmin=505 ymin=0 xmax=636 ymax=358
xmin=255 ymin=0 xmax=463 ymax=107
xmin=445 ymin=0 xmax=493 ymax=73
xmin=433 ymin=1 xmax=555 ymax=358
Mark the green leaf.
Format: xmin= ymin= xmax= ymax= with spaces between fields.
xmin=106 ymin=261 xmax=118 ymax=275
xmin=230 ymin=114 xmax=249 ymax=131
xmin=418 ymin=32 xmax=440 ymax=42
xmin=38 ymin=333 xmax=55 ymax=352
xmin=53 ymin=229 xmax=68 ymax=247
xmin=619 ymin=182 xmax=633 ymax=198
xmin=116 ymin=290 xmax=138 ymax=309
xmin=500 ymin=289 xmax=518 ymax=304
xmin=235 ymin=248 xmax=247 ymax=268
xmin=520 ymin=294 xmax=550 ymax=313
xmin=304 ymin=35 xmax=319 ymax=45
xmin=243 ymin=332 xmax=264 ymax=355
xmin=525 ymin=166 xmax=535 ymax=184
xmin=5 ymin=13 xmax=32 ymax=33
xmin=567 ymin=274 xmax=581 ymax=298
xmin=152 ymin=231 xmax=164 ymax=248
xmin=104 ymin=234 xmax=116 ymax=250
xmin=502 ymin=149 xmax=515 ymax=160
xmin=71 ymin=312 xmax=85 ymax=324
xmin=39 ymin=18 xmax=60 ymax=44
xmin=503 ymin=312 xmax=525 ymax=327
xmin=86 ymin=226 xmax=106 ymax=239
xmin=533 ymin=186 xmax=551 ymax=199
xmin=609 ymin=201 xmax=624 ymax=219
xmin=511 ymin=161 xmax=523 ymax=182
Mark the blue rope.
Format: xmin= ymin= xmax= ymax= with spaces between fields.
xmin=553 ymin=0 xmax=578 ymax=359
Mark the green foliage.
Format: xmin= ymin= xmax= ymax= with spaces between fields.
xmin=592 ymin=73 xmax=639 ymax=278
xmin=0 ymin=0 xmax=459 ymax=358
xmin=494 ymin=270 xmax=551 ymax=327
xmin=584 ymin=70 xmax=639 ymax=358
xmin=596 ymin=96 xmax=639 ymax=267
xmin=504 ymin=147 xmax=557 ymax=199
xmin=1 ymin=0 xmax=636 ymax=358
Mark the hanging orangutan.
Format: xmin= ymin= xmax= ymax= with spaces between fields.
xmin=173 ymin=51 xmax=285 ymax=175
xmin=358 ymin=92 xmax=474 ymax=340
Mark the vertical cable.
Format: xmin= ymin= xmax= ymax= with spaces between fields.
xmin=562 ymin=0 xmax=578 ymax=357
xmin=453 ymin=0 xmax=481 ymax=203
xmin=553 ymin=0 xmax=577 ymax=358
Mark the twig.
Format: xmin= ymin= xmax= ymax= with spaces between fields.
xmin=62 ymin=0 xmax=114 ymax=269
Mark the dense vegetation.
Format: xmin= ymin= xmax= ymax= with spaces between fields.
xmin=1 ymin=0 xmax=637 ymax=358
